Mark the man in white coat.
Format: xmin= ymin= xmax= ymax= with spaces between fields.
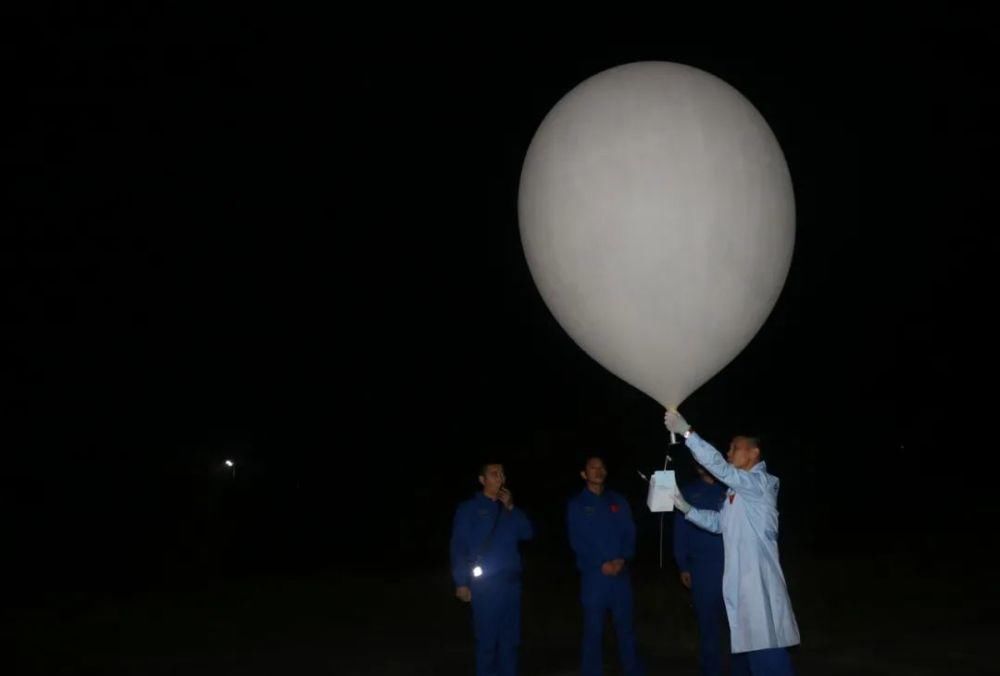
xmin=664 ymin=410 xmax=799 ymax=676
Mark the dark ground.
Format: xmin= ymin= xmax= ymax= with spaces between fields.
xmin=6 ymin=509 xmax=996 ymax=675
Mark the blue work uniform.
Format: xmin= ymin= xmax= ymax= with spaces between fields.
xmin=450 ymin=493 xmax=533 ymax=676
xmin=567 ymin=488 xmax=645 ymax=676
xmin=674 ymin=478 xmax=728 ymax=676
xmin=683 ymin=433 xmax=800 ymax=676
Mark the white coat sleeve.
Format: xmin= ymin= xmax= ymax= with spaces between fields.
xmin=685 ymin=507 xmax=721 ymax=534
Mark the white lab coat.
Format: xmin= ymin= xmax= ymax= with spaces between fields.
xmin=684 ymin=433 xmax=801 ymax=653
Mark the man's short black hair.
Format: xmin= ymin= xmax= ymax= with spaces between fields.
xmin=580 ymin=452 xmax=606 ymax=470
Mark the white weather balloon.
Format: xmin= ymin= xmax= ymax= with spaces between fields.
xmin=518 ymin=61 xmax=795 ymax=409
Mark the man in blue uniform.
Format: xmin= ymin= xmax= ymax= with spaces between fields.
xmin=674 ymin=464 xmax=728 ymax=676
xmin=450 ymin=462 xmax=533 ymax=676
xmin=665 ymin=411 xmax=800 ymax=676
xmin=567 ymin=455 xmax=645 ymax=676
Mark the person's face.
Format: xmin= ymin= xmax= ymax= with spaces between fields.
xmin=580 ymin=458 xmax=607 ymax=485
xmin=726 ymin=437 xmax=760 ymax=470
xmin=479 ymin=464 xmax=505 ymax=494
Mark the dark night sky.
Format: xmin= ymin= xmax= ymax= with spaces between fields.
xmin=4 ymin=17 xmax=998 ymax=590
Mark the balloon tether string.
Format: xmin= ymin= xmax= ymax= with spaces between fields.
xmin=658 ymin=451 xmax=673 ymax=569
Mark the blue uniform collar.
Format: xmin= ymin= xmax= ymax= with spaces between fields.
xmin=475 ymin=492 xmax=502 ymax=505
xmin=579 ymin=487 xmax=612 ymax=502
